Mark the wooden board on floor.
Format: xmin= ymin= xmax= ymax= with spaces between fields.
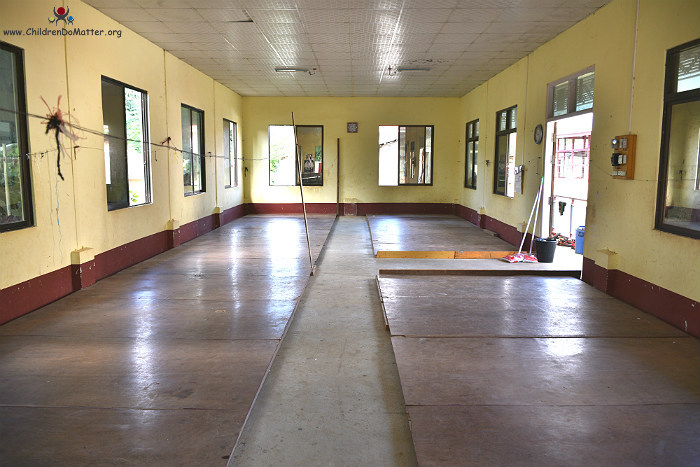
xmin=376 ymin=250 xmax=456 ymax=259
xmin=367 ymin=214 xmax=515 ymax=256
xmin=378 ymin=273 xmax=700 ymax=467
xmin=455 ymin=250 xmax=516 ymax=259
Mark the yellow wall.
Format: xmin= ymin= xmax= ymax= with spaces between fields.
xmin=0 ymin=0 xmax=244 ymax=290
xmin=2 ymin=0 xmax=698 ymax=307
xmin=459 ymin=0 xmax=700 ymax=301
xmin=241 ymin=97 xmax=461 ymax=205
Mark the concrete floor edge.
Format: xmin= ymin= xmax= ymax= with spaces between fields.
xmin=225 ymin=215 xmax=340 ymax=461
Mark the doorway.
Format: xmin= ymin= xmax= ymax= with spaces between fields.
xmin=541 ymin=112 xmax=593 ymax=240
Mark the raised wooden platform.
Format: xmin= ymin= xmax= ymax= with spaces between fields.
xmin=376 ymin=272 xmax=700 ymax=466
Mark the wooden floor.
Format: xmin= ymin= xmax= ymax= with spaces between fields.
xmin=367 ymin=214 xmax=517 ymax=258
xmin=377 ymin=272 xmax=700 ymax=466
xmin=0 ymin=215 xmax=335 ymax=467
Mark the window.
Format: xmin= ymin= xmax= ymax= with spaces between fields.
xmin=655 ymin=38 xmax=700 ymax=238
xmin=269 ymin=125 xmax=323 ymax=186
xmin=0 ymin=42 xmax=32 ymax=232
xmin=223 ymin=119 xmax=237 ymax=188
xmin=378 ymin=125 xmax=433 ymax=186
xmin=101 ymin=77 xmax=151 ymax=210
xmin=548 ymin=68 xmax=595 ymax=119
xmin=465 ymin=119 xmax=479 ymax=189
xmin=494 ymin=106 xmax=517 ymax=197
xmin=182 ymin=105 xmax=205 ymax=195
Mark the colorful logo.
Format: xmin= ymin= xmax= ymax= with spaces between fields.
xmin=49 ymin=6 xmax=74 ymax=25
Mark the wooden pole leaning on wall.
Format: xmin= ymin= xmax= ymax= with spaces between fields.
xmin=292 ymin=112 xmax=315 ymax=276
xmin=336 ymin=138 xmax=340 ymax=217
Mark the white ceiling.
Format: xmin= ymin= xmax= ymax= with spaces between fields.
xmin=83 ymin=0 xmax=611 ymax=97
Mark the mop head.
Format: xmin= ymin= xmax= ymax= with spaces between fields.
xmin=502 ymin=253 xmax=539 ymax=263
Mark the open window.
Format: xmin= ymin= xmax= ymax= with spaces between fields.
xmin=102 ymin=77 xmax=151 ymax=210
xmin=655 ymin=38 xmax=700 ymax=238
xmin=465 ymin=119 xmax=478 ymax=189
xmin=269 ymin=124 xmax=323 ymax=186
xmin=494 ymin=106 xmax=517 ymax=197
xmin=182 ymin=104 xmax=205 ymax=195
xmin=378 ymin=125 xmax=433 ymax=186
xmin=0 ymin=42 xmax=32 ymax=232
xmin=223 ymin=119 xmax=237 ymax=188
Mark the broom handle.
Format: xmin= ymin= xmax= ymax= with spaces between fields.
xmin=529 ymin=179 xmax=544 ymax=254
xmin=518 ymin=177 xmax=543 ymax=254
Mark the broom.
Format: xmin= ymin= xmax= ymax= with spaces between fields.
xmin=502 ymin=177 xmax=544 ymax=263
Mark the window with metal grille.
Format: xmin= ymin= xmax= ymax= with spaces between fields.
xmin=555 ymin=135 xmax=590 ymax=180
xmin=548 ymin=68 xmax=595 ymax=119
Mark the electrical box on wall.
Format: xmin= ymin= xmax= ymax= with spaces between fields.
xmin=611 ymin=134 xmax=636 ymax=179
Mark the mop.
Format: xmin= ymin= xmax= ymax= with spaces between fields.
xmin=502 ymin=177 xmax=544 ymax=263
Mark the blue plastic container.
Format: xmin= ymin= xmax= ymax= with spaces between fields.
xmin=575 ymin=226 xmax=585 ymax=254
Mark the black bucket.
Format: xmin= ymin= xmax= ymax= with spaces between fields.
xmin=535 ymin=238 xmax=557 ymax=263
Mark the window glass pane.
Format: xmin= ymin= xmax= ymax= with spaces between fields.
xmin=506 ymin=132 xmax=517 ymax=197
xmin=553 ymin=81 xmax=569 ymax=116
xmin=509 ymin=107 xmax=517 ymax=129
xmin=467 ymin=124 xmax=472 ymax=139
xmin=297 ymin=126 xmax=323 ymax=186
xmin=193 ymin=145 xmax=202 ymax=192
xmin=181 ymin=107 xmax=192 ymax=194
xmin=192 ymin=110 xmax=202 ymax=156
xmin=466 ymin=141 xmax=475 ymax=188
xmin=498 ymin=111 xmax=507 ymax=131
xmin=473 ymin=140 xmax=478 ymax=186
xmin=400 ymin=126 xmax=428 ymax=184
xmin=380 ymin=125 xmax=432 ymax=186
xmin=102 ymin=80 xmax=128 ymax=209
xmin=576 ymin=72 xmax=595 ymax=111
xmin=378 ymin=125 xmax=399 ymax=186
xmin=424 ymin=126 xmax=432 ymax=184
xmin=495 ymin=134 xmax=508 ymax=194
xmin=231 ymin=122 xmax=237 ymax=187
xmin=124 ymin=88 xmax=147 ymax=206
xmin=223 ymin=120 xmax=231 ymax=187
xmin=660 ymin=100 xmax=700 ymax=231
xmin=677 ymin=43 xmax=700 ymax=92
xmin=269 ymin=125 xmax=296 ymax=186
xmin=0 ymin=47 xmax=28 ymax=229
xmin=474 ymin=120 xmax=479 ymax=137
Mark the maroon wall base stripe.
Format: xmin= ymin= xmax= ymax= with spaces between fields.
xmin=355 ymin=203 xmax=457 ymax=216
xmin=0 ymin=266 xmax=74 ymax=324
xmin=244 ymin=202 xmax=338 ymax=215
xmin=5 ymin=202 xmax=697 ymax=339
xmin=0 ymin=205 xmax=247 ymax=325
xmin=582 ymin=257 xmax=699 ymax=338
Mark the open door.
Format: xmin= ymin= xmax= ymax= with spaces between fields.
xmin=541 ymin=113 xmax=593 ymax=241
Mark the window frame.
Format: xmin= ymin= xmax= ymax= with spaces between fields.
xmin=654 ymin=38 xmax=700 ymax=239
xmin=493 ymin=106 xmax=517 ymax=197
xmin=268 ymin=124 xmax=324 ymax=187
xmin=101 ymin=76 xmax=151 ymax=211
xmin=181 ymin=104 xmax=206 ymax=196
xmin=378 ymin=124 xmax=434 ymax=186
xmin=223 ymin=118 xmax=237 ymax=188
xmin=465 ymin=119 xmax=478 ymax=189
xmin=546 ymin=66 xmax=595 ymax=120
xmin=0 ymin=41 xmax=32 ymax=233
